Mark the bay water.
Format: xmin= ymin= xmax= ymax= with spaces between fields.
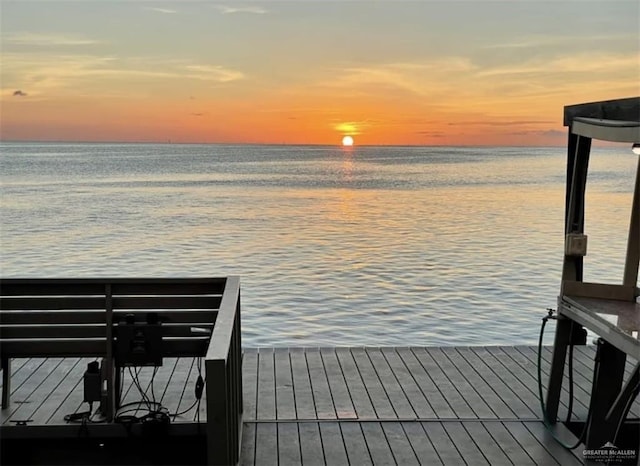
xmin=1 ymin=142 xmax=636 ymax=346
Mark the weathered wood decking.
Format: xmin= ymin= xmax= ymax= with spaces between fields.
xmin=1 ymin=346 xmax=638 ymax=465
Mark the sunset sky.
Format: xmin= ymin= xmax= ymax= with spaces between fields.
xmin=1 ymin=1 xmax=638 ymax=145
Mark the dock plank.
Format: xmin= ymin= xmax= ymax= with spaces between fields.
xmin=360 ymin=421 xmax=396 ymax=465
xmin=366 ymin=348 xmax=416 ymax=419
xmin=2 ymin=357 xmax=65 ymax=425
xmin=318 ymin=422 xmax=348 ymax=466
xmin=240 ymin=422 xmax=256 ymax=466
xmin=504 ymin=420 xmax=561 ymax=465
xmin=380 ymin=347 xmax=436 ymax=419
xmin=334 ymin=348 xmax=377 ymax=419
xmin=442 ymin=421 xmax=490 ymax=466
xmin=462 ymin=421 xmax=512 ymax=465
xmin=471 ymin=346 xmax=542 ymax=418
xmin=3 ymin=347 xmax=634 ymax=465
xmin=482 ymin=421 xmax=535 ymax=465
xmin=411 ymin=348 xmax=476 ymax=419
xmin=278 ymin=422 xmax=302 ymax=466
xmin=31 ymin=358 xmax=86 ymax=425
xmin=382 ymin=422 xmax=420 ymax=465
xmin=242 ymin=349 xmax=258 ymax=421
xmin=306 ymin=349 xmax=336 ymax=420
xmin=516 ymin=346 xmax=591 ymax=420
xmin=4 ymin=358 xmax=80 ymax=425
xmin=454 ymin=346 xmax=536 ymax=418
xmin=275 ymin=348 xmax=296 ymax=420
xmin=298 ymin=422 xmax=325 ymax=466
xmin=254 ymin=422 xmax=278 ymax=466
xmin=320 ymin=348 xmax=357 ymax=419
xmin=421 ymin=421 xmax=465 ymax=465
xmin=401 ymin=421 xmax=442 ymax=465
xmin=350 ymin=348 xmax=396 ymax=419
xmin=427 ymin=348 xmax=496 ymax=419
xmin=340 ymin=421 xmax=373 ymax=466
xmin=524 ymin=420 xmax=583 ymax=465
xmin=441 ymin=347 xmax=515 ymax=419
xmin=257 ymin=348 xmax=276 ymax=420
xmin=290 ymin=348 xmax=317 ymax=420
xmin=395 ymin=347 xmax=455 ymax=419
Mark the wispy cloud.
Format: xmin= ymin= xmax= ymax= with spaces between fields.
xmin=485 ymin=33 xmax=636 ymax=50
xmin=448 ymin=120 xmax=554 ymax=127
xmin=185 ymin=65 xmax=244 ymax=82
xmin=215 ymin=5 xmax=267 ymax=15
xmin=477 ymin=53 xmax=639 ymax=77
xmin=1 ymin=53 xmax=245 ymax=99
xmin=6 ymin=33 xmax=101 ymax=46
xmin=325 ymin=58 xmax=476 ymax=95
xmin=145 ymin=7 xmax=177 ymax=14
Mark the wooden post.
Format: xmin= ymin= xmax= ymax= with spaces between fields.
xmin=585 ymin=339 xmax=627 ymax=448
xmin=623 ymin=155 xmax=640 ymax=288
xmin=206 ymin=358 xmax=230 ymax=465
xmin=1 ymin=356 xmax=10 ymax=409
xmin=104 ymin=283 xmax=115 ymax=421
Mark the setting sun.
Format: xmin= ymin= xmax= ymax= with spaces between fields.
xmin=342 ymin=136 xmax=354 ymax=146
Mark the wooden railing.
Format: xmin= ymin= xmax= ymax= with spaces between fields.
xmin=0 ymin=277 xmax=243 ymax=466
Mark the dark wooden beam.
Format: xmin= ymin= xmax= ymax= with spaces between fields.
xmin=564 ymin=96 xmax=640 ymax=126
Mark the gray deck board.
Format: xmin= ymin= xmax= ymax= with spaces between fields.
xmin=278 ymin=422 xmax=302 ymax=466
xmin=360 ymin=421 xmax=396 ymax=465
xmin=462 ymin=421 xmax=513 ymax=465
xmin=340 ymin=422 xmax=373 ymax=466
xmin=334 ymin=348 xmax=377 ymax=419
xmin=318 ymin=422 xmax=348 ymax=466
xmin=381 ymin=422 xmax=420 ymax=465
xmin=3 ymin=346 xmax=634 ymax=465
xmin=305 ymin=349 xmax=336 ymax=419
xmin=471 ymin=346 xmax=541 ymax=418
xmin=395 ymin=347 xmax=455 ymax=419
xmin=366 ymin=348 xmax=416 ymax=419
xmin=319 ymin=348 xmax=357 ymax=419
xmin=351 ymin=348 xmax=396 ymax=419
xmin=254 ymin=422 xmax=278 ymax=466
xmin=440 ymin=347 xmax=515 ymax=419
xmin=290 ymin=348 xmax=317 ymax=419
xmin=275 ymin=347 xmax=296 ymax=420
xmin=411 ymin=348 xmax=477 ymax=419
xmin=443 ymin=421 xmax=490 ymax=465
xmin=401 ymin=421 xmax=442 ymax=465
xmin=240 ymin=422 xmax=256 ymax=466
xmin=242 ymin=348 xmax=258 ymax=420
xmin=516 ymin=345 xmax=591 ymax=419
xmin=421 ymin=421 xmax=466 ymax=465
xmin=524 ymin=420 xmax=583 ymax=465
xmin=483 ymin=421 xmax=536 ymax=465
xmin=298 ymin=422 xmax=324 ymax=466
xmin=427 ymin=347 xmax=496 ymax=419
xmin=257 ymin=347 xmax=276 ymax=420
xmin=380 ymin=347 xmax=436 ymax=419
xmin=31 ymin=357 xmax=86 ymax=425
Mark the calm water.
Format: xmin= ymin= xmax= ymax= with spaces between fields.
xmin=0 ymin=142 xmax=636 ymax=346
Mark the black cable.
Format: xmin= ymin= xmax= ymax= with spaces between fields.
xmin=171 ymin=399 xmax=199 ymax=419
xmin=151 ymin=366 xmax=158 ymax=405
xmin=566 ymin=325 xmax=575 ymax=424
xmin=611 ymin=379 xmax=640 ymax=448
xmin=537 ymin=309 xmax=596 ymax=450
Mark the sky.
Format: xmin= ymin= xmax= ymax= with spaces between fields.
xmin=1 ymin=0 xmax=638 ymax=146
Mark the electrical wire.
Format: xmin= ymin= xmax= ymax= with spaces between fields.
xmin=566 ymin=325 xmax=575 ymax=424
xmin=611 ymin=378 xmax=640 ymax=448
xmin=537 ymin=309 xmax=595 ymax=450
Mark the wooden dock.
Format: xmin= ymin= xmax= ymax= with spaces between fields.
xmin=1 ymin=346 xmax=638 ymax=465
